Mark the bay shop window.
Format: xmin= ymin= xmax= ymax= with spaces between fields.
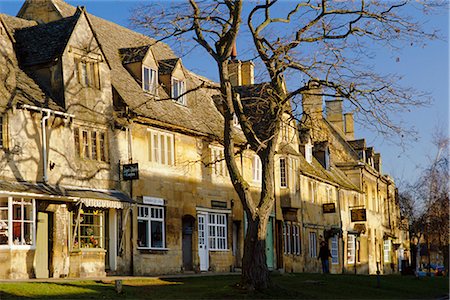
xmin=0 ymin=197 xmax=36 ymax=247
xmin=71 ymin=207 xmax=104 ymax=249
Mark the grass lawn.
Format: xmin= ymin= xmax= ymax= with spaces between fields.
xmin=0 ymin=273 xmax=448 ymax=299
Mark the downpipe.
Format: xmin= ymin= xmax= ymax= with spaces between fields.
xmin=41 ymin=110 xmax=51 ymax=183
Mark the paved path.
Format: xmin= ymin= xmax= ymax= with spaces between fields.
xmin=0 ymin=271 xmax=241 ymax=283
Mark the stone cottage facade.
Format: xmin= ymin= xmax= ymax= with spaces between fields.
xmin=0 ymin=0 xmax=409 ymax=279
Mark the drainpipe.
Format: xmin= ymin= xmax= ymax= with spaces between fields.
xmin=41 ymin=111 xmax=51 ymax=183
xmin=20 ymin=104 xmax=74 ymax=183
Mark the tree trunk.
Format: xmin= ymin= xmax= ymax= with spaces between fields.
xmin=241 ymin=216 xmax=270 ymax=290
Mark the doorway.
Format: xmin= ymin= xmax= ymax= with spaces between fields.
xmin=197 ymin=214 xmax=208 ymax=271
xmin=266 ymin=217 xmax=274 ymax=270
xmin=232 ymin=221 xmax=241 ymax=268
xmin=182 ymin=215 xmax=195 ymax=271
xmin=34 ymin=211 xmax=53 ymax=278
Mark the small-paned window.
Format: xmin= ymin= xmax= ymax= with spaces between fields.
xmin=148 ymin=129 xmax=175 ymax=166
xmin=284 ymin=222 xmax=301 ymax=255
xmin=309 ymin=232 xmax=317 ymax=257
xmin=252 ymin=155 xmax=262 ymax=183
xmin=1 ymin=198 xmax=36 ymax=247
xmin=331 ymin=235 xmax=339 ymax=264
xmin=143 ymin=66 xmax=158 ymax=95
xmin=305 ymin=141 xmax=313 ymax=164
xmin=384 ymin=240 xmax=391 ymax=263
xmin=289 ymin=158 xmax=298 ymax=191
xmin=72 ymin=208 xmax=103 ymax=249
xmin=74 ymin=127 xmax=108 ymax=162
xmin=309 ymin=181 xmax=316 ymax=203
xmin=347 ymin=234 xmax=355 ymax=264
xmin=211 ymin=147 xmax=226 ymax=177
xmin=137 ymin=205 xmax=165 ymax=249
xmin=76 ymin=59 xmax=100 ymax=89
xmin=172 ymin=78 xmax=186 ymax=105
xmin=208 ymin=213 xmax=227 ymax=250
xmin=280 ymin=158 xmax=287 ymax=187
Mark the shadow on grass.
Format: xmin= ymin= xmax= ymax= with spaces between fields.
xmin=0 ymin=274 xmax=447 ymax=299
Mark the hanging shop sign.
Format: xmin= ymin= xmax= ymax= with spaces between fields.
xmin=322 ymin=203 xmax=336 ymax=214
xmin=123 ymin=163 xmax=139 ymax=180
xmin=351 ymin=208 xmax=367 ymax=222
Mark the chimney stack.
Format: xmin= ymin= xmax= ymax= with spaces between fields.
xmin=325 ymin=100 xmax=344 ymax=133
xmin=302 ymin=81 xmax=323 ymax=120
xmin=344 ymin=113 xmax=354 ymax=140
xmin=227 ymin=41 xmax=254 ymax=86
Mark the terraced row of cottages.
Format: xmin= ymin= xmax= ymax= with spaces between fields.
xmin=0 ymin=0 xmax=409 ymax=279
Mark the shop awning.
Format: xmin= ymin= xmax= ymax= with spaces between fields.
xmin=0 ymin=180 xmax=74 ymax=201
xmin=66 ymin=188 xmax=133 ymax=209
xmin=0 ymin=180 xmax=133 ymax=208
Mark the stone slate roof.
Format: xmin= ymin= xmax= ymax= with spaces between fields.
xmin=298 ymin=154 xmax=360 ymax=191
xmin=0 ymin=14 xmax=37 ymax=33
xmin=348 ymin=139 xmax=366 ymax=150
xmin=119 ymin=45 xmax=150 ymax=64
xmin=158 ymin=58 xmax=179 ymax=75
xmin=10 ymin=0 xmax=225 ymax=137
xmin=0 ymin=180 xmax=133 ymax=203
xmin=14 ymin=12 xmax=79 ymax=67
xmin=0 ymin=15 xmax=64 ymax=112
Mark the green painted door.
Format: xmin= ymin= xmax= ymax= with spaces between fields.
xmin=266 ymin=217 xmax=274 ymax=270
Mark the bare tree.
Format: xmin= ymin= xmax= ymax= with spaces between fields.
xmin=131 ymin=0 xmax=440 ymax=289
xmin=399 ymin=127 xmax=449 ymax=275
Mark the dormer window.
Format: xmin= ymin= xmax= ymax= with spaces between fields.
xmin=172 ymin=78 xmax=186 ymax=105
xmin=76 ymin=59 xmax=100 ymax=89
xmin=143 ymin=66 xmax=158 ymax=95
xmin=305 ymin=141 xmax=313 ymax=164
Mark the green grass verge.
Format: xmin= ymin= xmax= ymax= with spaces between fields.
xmin=0 ymin=273 xmax=448 ymax=299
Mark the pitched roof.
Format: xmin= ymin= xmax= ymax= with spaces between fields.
xmin=119 ymin=45 xmax=150 ymax=64
xmin=11 ymin=0 xmax=225 ymax=137
xmin=14 ymin=12 xmax=79 ymax=66
xmin=158 ymin=58 xmax=179 ymax=75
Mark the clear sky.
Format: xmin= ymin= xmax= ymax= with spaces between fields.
xmin=1 ymin=0 xmax=448 ymax=186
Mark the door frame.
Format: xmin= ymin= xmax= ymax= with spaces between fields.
xmin=197 ymin=213 xmax=208 ymax=271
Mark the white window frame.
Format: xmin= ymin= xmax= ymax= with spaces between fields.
xmin=208 ymin=213 xmax=227 ymax=250
xmin=280 ymin=157 xmax=287 ymax=188
xmin=305 ymin=141 xmax=313 ymax=164
xmin=384 ymin=239 xmax=391 ymax=263
xmin=171 ymin=77 xmax=186 ymax=105
xmin=142 ymin=66 xmax=158 ymax=95
xmin=210 ymin=146 xmax=227 ymax=177
xmin=309 ymin=181 xmax=316 ymax=203
xmin=289 ymin=158 xmax=298 ymax=191
xmin=331 ymin=235 xmax=339 ymax=264
xmin=284 ymin=222 xmax=291 ymax=254
xmin=252 ymin=155 xmax=262 ymax=183
xmin=137 ymin=205 xmax=166 ymax=250
xmin=347 ymin=234 xmax=356 ymax=264
xmin=148 ymin=129 xmax=175 ymax=166
xmin=309 ymin=231 xmax=317 ymax=258
xmin=0 ymin=197 xmax=36 ymax=250
xmin=292 ymin=224 xmax=300 ymax=255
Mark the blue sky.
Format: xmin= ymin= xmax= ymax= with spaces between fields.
xmin=1 ymin=0 xmax=448 ymax=186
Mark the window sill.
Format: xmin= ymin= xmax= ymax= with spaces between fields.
xmin=0 ymin=245 xmax=35 ymax=250
xmin=138 ymin=247 xmax=169 ymax=254
xmin=209 ymin=249 xmax=230 ymax=252
xmin=70 ymin=248 xmax=106 ymax=253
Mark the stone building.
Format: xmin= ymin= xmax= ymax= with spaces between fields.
xmin=0 ymin=0 xmax=408 ymax=279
